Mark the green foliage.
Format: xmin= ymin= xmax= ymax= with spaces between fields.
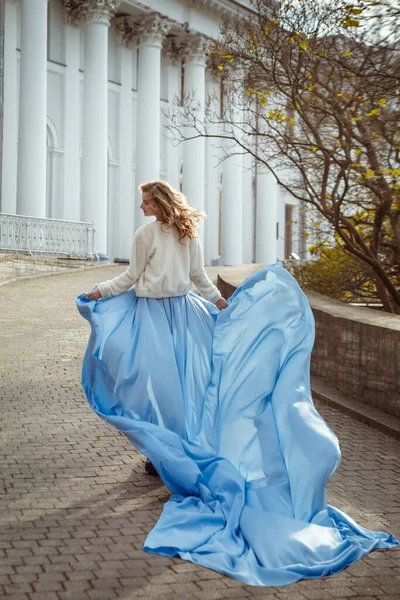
xmin=294 ymin=247 xmax=377 ymax=302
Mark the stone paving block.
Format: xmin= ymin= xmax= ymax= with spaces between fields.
xmin=29 ymin=594 xmax=63 ymax=600
xmin=344 ymin=597 xmax=377 ymax=600
xmin=331 ymin=589 xmax=362 ymax=597
xmin=247 ymin=591 xmax=278 ymax=599
xmin=193 ymin=591 xmax=232 ymax=600
xmin=0 ymin=567 xmax=17 ymax=576
xmin=4 ymin=582 xmax=33 ymax=595
xmin=118 ymin=566 xmax=147 ymax=578
xmin=145 ymin=572 xmax=177 ymax=585
xmin=302 ymin=591 xmax=338 ymax=599
xmin=32 ymin=580 xmax=64 ymax=593
xmin=128 ymin=582 xmax=175 ymax=596
xmin=196 ymin=579 xmax=230 ymax=591
xmin=59 ymin=580 xmax=92 ymax=594
xmin=86 ymin=591 xmax=119 ymax=600
xmin=221 ymin=588 xmax=252 ymax=598
xmin=117 ymin=576 xmax=148 ymax=589
xmin=0 ymin=268 xmax=399 ymax=600
xmin=197 ymin=568 xmax=231 ymax=580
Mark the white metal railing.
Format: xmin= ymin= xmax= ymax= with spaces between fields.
xmin=0 ymin=213 xmax=95 ymax=259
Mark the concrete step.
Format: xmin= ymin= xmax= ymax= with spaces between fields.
xmin=311 ymin=375 xmax=400 ymax=440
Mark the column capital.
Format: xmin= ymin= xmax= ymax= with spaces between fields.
xmin=163 ymin=36 xmax=185 ymax=65
xmin=182 ymin=34 xmax=211 ymax=66
xmin=115 ymin=15 xmax=137 ymax=49
xmin=136 ymin=13 xmax=171 ymax=48
xmin=62 ymin=0 xmax=121 ymax=27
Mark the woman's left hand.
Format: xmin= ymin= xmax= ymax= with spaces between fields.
xmin=82 ymin=288 xmax=102 ymax=301
xmin=215 ymin=297 xmax=229 ymax=311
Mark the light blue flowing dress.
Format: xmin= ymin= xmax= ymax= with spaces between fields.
xmin=76 ymin=263 xmax=398 ymax=586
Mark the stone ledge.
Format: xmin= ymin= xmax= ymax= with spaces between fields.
xmin=0 ymin=254 xmax=112 ymax=286
xmin=0 ymin=253 xmax=96 ymax=266
xmin=306 ymin=289 xmax=400 ymax=331
xmin=217 ymin=264 xmax=265 ymax=299
xmin=312 ymin=376 xmax=400 ymax=440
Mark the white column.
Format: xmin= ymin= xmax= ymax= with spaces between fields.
xmin=242 ymin=148 xmax=254 ymax=264
xmin=134 ymin=14 xmax=170 ymax=229
xmin=182 ymin=35 xmax=208 ymax=245
xmin=163 ymin=38 xmax=181 ymax=192
xmin=1 ymin=0 xmax=18 ymax=214
xmin=255 ymin=170 xmax=278 ymax=264
xmin=205 ymin=130 xmax=222 ymax=265
xmin=221 ymin=142 xmax=244 ymax=266
xmin=79 ymin=2 xmax=119 ymax=257
xmin=115 ymin=16 xmax=135 ymax=259
xmin=205 ymin=73 xmax=222 ymax=265
xmin=62 ymin=21 xmax=81 ymax=221
xmin=221 ymin=81 xmax=244 ymax=266
xmin=17 ymin=0 xmax=49 ymax=217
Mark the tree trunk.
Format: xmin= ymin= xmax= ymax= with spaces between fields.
xmin=373 ymin=273 xmax=400 ymax=314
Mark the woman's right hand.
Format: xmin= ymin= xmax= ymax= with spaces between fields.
xmin=215 ymin=297 xmax=229 ymax=311
xmin=82 ymin=288 xmax=102 ymax=301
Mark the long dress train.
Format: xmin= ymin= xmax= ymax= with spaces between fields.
xmin=76 ymin=263 xmax=398 ymax=586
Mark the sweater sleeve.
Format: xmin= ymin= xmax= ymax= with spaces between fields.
xmin=189 ymin=236 xmax=221 ymax=303
xmin=97 ymin=229 xmax=149 ymax=298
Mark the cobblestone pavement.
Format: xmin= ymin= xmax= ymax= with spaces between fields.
xmin=1 ymin=266 xmax=399 ymax=600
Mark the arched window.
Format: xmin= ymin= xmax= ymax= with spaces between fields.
xmin=46 ymin=118 xmax=62 ymax=219
xmin=180 ymin=60 xmax=185 ymax=105
xmin=46 ymin=127 xmax=54 ymax=218
xmin=179 ymin=162 xmax=183 ymax=193
xmin=284 ymin=204 xmax=294 ymax=259
xmin=107 ymin=137 xmax=119 ymax=261
xmin=220 ymin=80 xmax=225 ymax=117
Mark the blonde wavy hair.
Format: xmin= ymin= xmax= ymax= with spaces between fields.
xmin=139 ymin=180 xmax=206 ymax=243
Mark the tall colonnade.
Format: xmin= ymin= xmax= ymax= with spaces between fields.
xmin=1 ymin=0 xmax=286 ymax=265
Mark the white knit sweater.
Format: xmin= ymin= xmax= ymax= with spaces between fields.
xmin=97 ymin=221 xmax=222 ymax=303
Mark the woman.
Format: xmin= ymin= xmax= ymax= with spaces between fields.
xmin=77 ymin=180 xmax=398 ymax=587
xmin=82 ymin=180 xmax=228 ymax=474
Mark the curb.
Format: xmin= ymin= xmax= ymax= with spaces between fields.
xmin=0 ymin=262 xmax=118 ymax=287
xmin=311 ymin=376 xmax=400 ymax=440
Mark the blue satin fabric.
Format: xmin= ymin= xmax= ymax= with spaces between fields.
xmin=76 ymin=264 xmax=398 ymax=586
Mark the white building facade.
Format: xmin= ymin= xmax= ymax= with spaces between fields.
xmin=0 ymin=0 xmax=303 ymax=265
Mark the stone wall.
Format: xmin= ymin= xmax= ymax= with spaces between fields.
xmin=217 ymin=267 xmax=400 ymax=418
xmin=307 ymin=292 xmax=400 ymax=417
